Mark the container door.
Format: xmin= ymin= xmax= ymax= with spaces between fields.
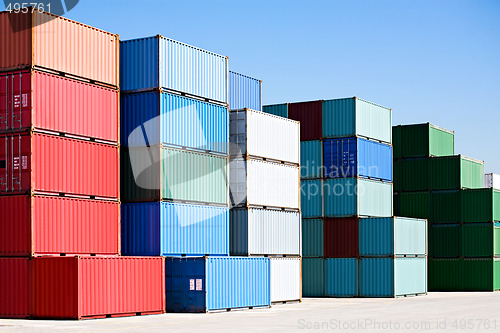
xmin=0 ymin=72 xmax=31 ymax=132
xmin=0 ymin=134 xmax=30 ymax=194
xmin=0 ymin=74 xmax=8 ymax=131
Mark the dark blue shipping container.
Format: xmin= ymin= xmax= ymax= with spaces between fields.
xmin=165 ymin=257 xmax=270 ymax=312
xmin=323 ymin=137 xmax=393 ymax=182
xmin=121 ymin=202 xmax=229 ymax=256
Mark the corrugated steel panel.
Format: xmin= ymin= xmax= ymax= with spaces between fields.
xmin=0 ymin=70 xmax=118 ymax=142
xmin=359 ymin=217 xmax=427 ymax=256
xmin=32 ymin=256 xmax=165 ymax=319
xmin=270 ymin=257 xmax=302 ymax=303
xmin=462 ymin=258 xmax=500 ymax=291
xmin=230 ymin=158 xmax=299 ymax=209
xmin=394 ymin=158 xmax=429 ymax=192
xmin=0 ymin=11 xmax=119 ymax=87
xmin=322 ymin=98 xmax=392 ymax=144
xmin=323 ymin=178 xmax=393 ymax=217
xmin=121 ymin=91 xmax=228 ymax=153
xmin=301 ymin=141 xmax=322 ymax=179
xmin=462 ymin=223 xmax=500 ymax=258
xmin=0 ymin=195 xmax=120 ymax=256
xmin=229 ymin=109 xmax=300 ymax=164
xmin=323 ymin=137 xmax=393 ymax=181
xmin=122 ymin=202 xmax=229 ymax=256
xmin=324 ymin=258 xmax=358 ymax=297
xmin=302 ymin=258 xmax=324 ymax=297
xmin=301 ymin=179 xmax=323 ymax=218
xmin=360 ymin=257 xmax=427 ymax=297
xmin=228 ymin=71 xmax=262 ymax=111
xmin=428 ymin=258 xmax=462 ymax=291
xmin=324 ymin=218 xmax=359 ymax=258
xmin=398 ymin=191 xmax=431 ymax=220
xmin=262 ymin=103 xmax=288 ymax=118
xmin=461 ymin=188 xmax=500 ymax=222
xmin=432 ymin=190 xmax=460 ymax=223
xmin=302 ymin=218 xmax=323 ymax=257
xmin=288 ymin=101 xmax=322 ymax=141
xmin=230 ymin=208 xmax=301 ymax=256
xmin=0 ymin=133 xmax=119 ymax=198
xmin=120 ymin=36 xmax=228 ymax=103
xmin=430 ymin=224 xmax=460 ymax=258
xmin=165 ymin=257 xmax=270 ymax=312
xmin=393 ymin=123 xmax=455 ymax=159
xmin=430 ymin=155 xmax=484 ymax=190
xmin=0 ymin=258 xmax=30 ymax=318
xmin=485 ymin=173 xmax=500 ymax=190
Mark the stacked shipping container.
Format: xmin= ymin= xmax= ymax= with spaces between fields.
xmin=264 ymin=97 xmax=428 ymax=297
xmin=0 ymin=10 xmax=164 ymax=319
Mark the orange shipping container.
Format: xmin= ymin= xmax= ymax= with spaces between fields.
xmin=0 ymin=10 xmax=119 ymax=88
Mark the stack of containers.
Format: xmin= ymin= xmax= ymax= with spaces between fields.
xmin=229 ymin=72 xmax=302 ymax=303
xmin=119 ymin=36 xmax=270 ymax=312
xmin=0 ymin=10 xmax=165 ymax=319
xmin=393 ymin=123 xmax=499 ymax=291
xmin=264 ymin=97 xmax=428 ymax=297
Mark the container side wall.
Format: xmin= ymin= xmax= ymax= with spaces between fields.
xmin=121 ymin=202 xmax=161 ymax=256
xmin=325 ymin=258 xmax=358 ymax=297
xmin=0 ymin=258 xmax=30 ymax=318
xmin=289 ymin=101 xmax=322 ymax=141
xmin=302 ymin=218 xmax=324 ymax=257
xmin=359 ymin=258 xmax=394 ymax=297
xmin=355 ymin=99 xmax=392 ymax=144
xmin=270 ymin=258 xmax=302 ymax=302
xmin=322 ymin=98 xmax=355 ymax=139
xmin=120 ymin=37 xmax=159 ymax=91
xmin=302 ymin=258 xmax=324 ymax=297
xmin=229 ymin=72 xmax=262 ymax=111
xmin=394 ymin=257 xmax=427 ymax=296
xmin=301 ymin=179 xmax=323 ymax=218
xmin=324 ymin=218 xmax=359 ymax=258
xmin=301 ymin=140 xmax=322 ymax=179
xmin=262 ymin=104 xmax=288 ymax=118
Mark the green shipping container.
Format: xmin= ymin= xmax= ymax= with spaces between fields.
xmin=428 ymin=258 xmax=462 ymax=291
xmin=462 ymin=258 xmax=500 ymax=291
xmin=262 ymin=103 xmax=288 ymax=118
xmin=394 ymin=158 xmax=429 ymax=192
xmin=399 ymin=191 xmax=431 ymax=221
xmin=430 ymin=156 xmax=484 ymax=191
xmin=431 ymin=190 xmax=460 ymax=223
xmin=302 ymin=219 xmax=324 ymax=257
xmin=462 ymin=223 xmax=500 ymax=257
xmin=394 ymin=193 xmax=400 ymax=216
xmin=393 ymin=123 xmax=454 ymax=159
xmin=302 ymin=258 xmax=324 ymax=296
xmin=430 ymin=224 xmax=460 ymax=258
xmin=121 ymin=146 xmax=228 ymax=204
xmin=461 ymin=188 xmax=500 ymax=223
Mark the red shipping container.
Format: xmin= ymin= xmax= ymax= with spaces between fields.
xmin=0 ymin=195 xmax=120 ymax=256
xmin=0 ymin=132 xmax=119 ymax=198
xmin=0 ymin=11 xmax=119 ymax=88
xmin=0 ymin=70 xmax=119 ymax=143
xmin=0 ymin=258 xmax=31 ymax=319
xmin=288 ymin=100 xmax=322 ymax=141
xmin=324 ymin=218 xmax=359 ymax=258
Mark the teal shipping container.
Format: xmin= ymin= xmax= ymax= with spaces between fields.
xmin=322 ymin=97 xmax=392 ymax=144
xmin=263 ymin=103 xmax=288 ymax=118
xmin=302 ymin=219 xmax=324 ymax=257
xmin=302 ymin=258 xmax=324 ymax=297
xmin=359 ymin=217 xmax=427 ymax=256
xmin=301 ymin=141 xmax=322 ymax=179
xmin=324 ymin=258 xmax=358 ymax=297
xmin=359 ymin=257 xmax=427 ymax=297
xmin=323 ymin=178 xmax=393 ymax=217
xmin=301 ymin=179 xmax=324 ymax=218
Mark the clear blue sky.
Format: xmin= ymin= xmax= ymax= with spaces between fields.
xmin=3 ymin=0 xmax=499 ymax=172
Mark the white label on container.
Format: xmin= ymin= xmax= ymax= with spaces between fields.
xmin=189 ymin=279 xmax=195 ymax=291
xmin=22 ymin=156 xmax=28 ymax=170
xmin=22 ymin=94 xmax=28 ymax=107
xmin=196 ymin=279 xmax=203 ymax=291
xmin=13 ymin=95 xmax=20 ymax=108
xmin=13 ymin=157 xmax=19 ymax=170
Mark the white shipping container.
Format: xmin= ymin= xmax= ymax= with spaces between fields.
xmin=270 ymin=257 xmax=302 ymax=303
xmin=230 ymin=109 xmax=300 ymax=164
xmin=230 ymin=208 xmax=301 ymax=256
xmin=230 ymin=158 xmax=300 ymax=209
xmin=484 ymin=173 xmax=500 ymax=190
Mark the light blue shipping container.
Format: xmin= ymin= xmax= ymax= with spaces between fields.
xmin=322 ymin=97 xmax=392 ymax=144
xmin=121 ymin=202 xmax=229 ymax=256
xmin=263 ymin=103 xmax=288 ymax=118
xmin=323 ymin=178 xmax=393 ymax=217
xmin=301 ymin=141 xmax=323 ymax=179
xmin=359 ymin=257 xmax=427 ymax=297
xmin=229 ymin=71 xmax=262 ymax=111
xmin=165 ymin=257 xmax=270 ymax=312
xmin=323 ymin=137 xmax=393 ymax=182
xmin=121 ymin=91 xmax=228 ymax=152
xmin=302 ymin=219 xmax=323 ymax=257
xmin=301 ymin=179 xmax=324 ymax=218
xmin=325 ymin=258 xmax=358 ymax=297
xmin=359 ymin=217 xmax=427 ymax=256
xmin=302 ymin=258 xmax=324 ymax=297
xmin=120 ymin=35 xmax=228 ymax=103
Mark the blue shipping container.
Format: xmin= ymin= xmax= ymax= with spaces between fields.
xmin=302 ymin=258 xmax=324 ymax=297
xmin=263 ymin=104 xmax=288 ymax=118
xmin=121 ymin=91 xmax=228 ymax=153
xmin=120 ymin=35 xmax=228 ymax=103
xmin=229 ymin=71 xmax=262 ymax=111
xmin=325 ymin=258 xmax=358 ymax=297
xmin=121 ymin=202 xmax=229 ymax=256
xmin=302 ymin=219 xmax=324 ymax=257
xmin=301 ymin=141 xmax=323 ymax=179
xmin=165 ymin=257 xmax=270 ymax=312
xmin=323 ymin=137 xmax=393 ymax=182
xmin=301 ymin=179 xmax=324 ymax=218
xmin=359 ymin=257 xmax=427 ymax=297
xmin=359 ymin=217 xmax=427 ymax=257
